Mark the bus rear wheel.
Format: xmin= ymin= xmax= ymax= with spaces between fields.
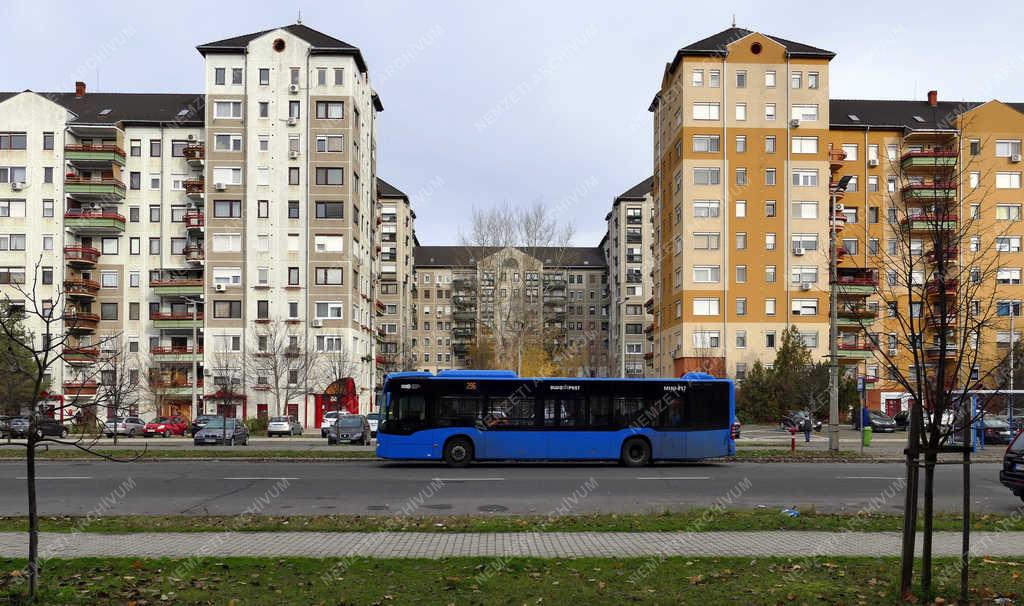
xmin=443 ymin=437 xmax=474 ymax=467
xmin=620 ymin=438 xmax=651 ymax=466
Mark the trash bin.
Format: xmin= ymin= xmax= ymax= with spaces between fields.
xmin=862 ymin=426 xmax=873 ymax=447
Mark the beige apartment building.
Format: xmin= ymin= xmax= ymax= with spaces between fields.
xmin=0 ymin=23 xmax=383 ymax=425
xmin=374 ymin=177 xmax=418 ymax=386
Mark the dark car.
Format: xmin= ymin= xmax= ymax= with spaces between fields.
xmin=190 ymin=415 xmax=214 ymax=437
xmin=0 ymin=416 xmax=12 ymax=438
xmin=193 ymin=418 xmax=249 ymax=446
xmin=5 ymin=417 xmax=69 ymax=439
xmin=781 ymin=411 xmax=822 ymax=432
xmin=981 ymin=417 xmax=1015 ymax=445
xmin=855 ymin=409 xmax=897 ymax=432
xmin=1000 ymin=429 xmax=1024 ymax=503
xmin=326 ymin=415 xmax=371 ymax=445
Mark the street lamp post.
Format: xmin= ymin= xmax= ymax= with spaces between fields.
xmin=829 ymin=175 xmax=853 ymax=453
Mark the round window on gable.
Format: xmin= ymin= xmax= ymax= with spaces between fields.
xmin=751 ymin=42 xmax=762 ymax=55
xmin=273 ymin=38 xmax=286 ymax=52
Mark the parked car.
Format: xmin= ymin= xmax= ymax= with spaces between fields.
xmin=855 ymin=410 xmax=898 ymax=432
xmin=193 ymin=418 xmax=249 ymax=446
xmin=267 ymin=416 xmax=303 ymax=437
xmin=0 ymin=416 xmax=12 ymax=438
xmin=366 ymin=412 xmax=381 ymax=438
xmin=731 ymin=417 xmax=741 ymax=440
xmin=326 ymin=415 xmax=371 ymax=445
xmin=5 ymin=417 xmax=69 ymax=439
xmin=320 ymin=410 xmax=348 ymax=437
xmin=103 ymin=416 xmax=146 ymax=438
xmin=190 ymin=415 xmax=214 ymax=437
xmin=981 ymin=417 xmax=1015 ymax=444
xmin=143 ymin=416 xmax=189 ymax=438
xmin=781 ymin=411 xmax=822 ymax=432
xmin=1000 ymin=429 xmax=1024 ymax=503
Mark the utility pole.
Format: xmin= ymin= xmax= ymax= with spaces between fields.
xmin=829 ymin=176 xmax=852 ymax=453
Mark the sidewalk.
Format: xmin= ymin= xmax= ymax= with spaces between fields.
xmin=0 ymin=531 xmax=1020 ymax=559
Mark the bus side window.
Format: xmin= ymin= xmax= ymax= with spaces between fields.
xmin=589 ymin=396 xmax=612 ymax=427
xmin=614 ymin=397 xmax=643 ymax=427
xmin=396 ymin=395 xmax=425 ymax=422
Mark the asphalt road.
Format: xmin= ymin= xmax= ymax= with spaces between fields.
xmin=0 ymin=460 xmax=1017 ymax=516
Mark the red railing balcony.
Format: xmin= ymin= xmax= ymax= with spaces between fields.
xmin=184 ymin=179 xmax=205 ymax=194
xmin=64 ymin=346 xmax=100 ymax=364
xmin=838 ymin=342 xmax=878 ymax=352
xmin=151 ymin=378 xmax=204 ymax=389
xmin=183 ymin=212 xmax=204 ymax=229
xmin=151 ymin=346 xmax=204 ymax=355
xmin=149 ymin=312 xmax=205 ymax=321
xmin=832 ymin=275 xmax=879 ymax=287
xmin=838 ymin=306 xmax=877 ymax=320
xmin=184 ymin=245 xmax=204 ymax=262
xmin=900 ymin=149 xmax=958 ymax=161
xmin=64 ymin=279 xmax=100 ymax=297
xmin=901 ymin=181 xmax=958 ymax=193
xmin=65 ymin=311 xmax=100 ymax=331
xmin=149 ymin=278 xmax=204 ymax=288
xmin=828 ymin=149 xmax=847 ymax=166
xmin=63 ymin=246 xmax=100 ymax=265
xmin=183 ymin=144 xmax=205 ymax=161
xmin=926 ymin=314 xmax=958 ymax=327
xmin=63 ymin=209 xmax=127 ymax=223
xmin=64 ymin=175 xmax=124 ymax=187
xmin=64 ymin=143 xmax=126 ymax=156
xmin=926 ymin=247 xmax=959 ymax=260
xmin=926 ymin=278 xmax=958 ymax=295
xmin=63 ymin=380 xmax=98 ymax=395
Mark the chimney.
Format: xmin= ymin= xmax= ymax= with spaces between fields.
xmin=927 ymin=90 xmax=938 ymax=107
xmin=75 ymin=81 xmax=86 ymax=98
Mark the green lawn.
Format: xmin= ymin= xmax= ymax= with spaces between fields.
xmin=0 ymin=556 xmax=1019 ymax=605
xmin=0 ymin=509 xmax=1021 ymax=534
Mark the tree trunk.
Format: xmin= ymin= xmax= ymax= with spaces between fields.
xmin=921 ymin=452 xmax=937 ymax=597
xmin=899 ymin=409 xmax=921 ymax=599
xmin=27 ymin=434 xmax=39 ymax=598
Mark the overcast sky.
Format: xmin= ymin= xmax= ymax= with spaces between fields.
xmin=4 ymin=0 xmax=1023 ymax=246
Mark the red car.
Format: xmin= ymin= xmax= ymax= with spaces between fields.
xmin=143 ymin=416 xmax=189 ymax=437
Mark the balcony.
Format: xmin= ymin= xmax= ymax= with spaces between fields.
xmin=64 ymin=279 xmax=100 ymax=299
xmin=453 ymin=327 xmax=475 ymax=338
xmin=829 ymin=148 xmax=847 ymax=169
xmin=184 ymin=212 xmax=205 ymax=230
xmin=184 ymin=245 xmax=204 ymax=263
xmin=832 ymin=275 xmax=878 ymax=296
xmin=626 ymin=233 xmax=643 ymax=244
xmin=150 ymin=311 xmax=204 ymax=329
xmin=65 ymin=176 xmax=126 ymax=201
xmin=900 ymin=150 xmax=957 ymax=170
xmin=837 ymin=342 xmax=878 ymax=360
xmin=926 ymin=278 xmax=958 ymax=298
xmin=926 ymin=314 xmax=958 ymax=328
xmin=64 ymin=246 xmax=100 ymax=268
xmin=900 ymin=214 xmax=958 ymax=232
xmin=63 ymin=380 xmax=99 ymax=397
xmin=64 ymin=210 xmax=126 ymax=234
xmin=453 ymin=310 xmax=476 ymax=321
xmin=925 ymin=344 xmax=959 ymax=361
xmin=901 ymin=182 xmax=957 ymax=201
xmin=150 ymin=278 xmax=204 ymax=296
xmin=65 ymin=311 xmax=99 ymax=333
xmin=183 ymin=144 xmax=205 ymax=167
xmin=64 ymin=346 xmax=100 ymax=365
xmin=151 ymin=378 xmax=204 ymax=396
xmin=152 ymin=345 xmax=204 ymax=362
xmin=64 ymin=144 xmax=126 ymax=167
xmin=184 ymin=179 xmax=205 ymax=198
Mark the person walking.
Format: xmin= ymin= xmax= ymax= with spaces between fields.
xmin=801 ymin=415 xmax=813 ymax=443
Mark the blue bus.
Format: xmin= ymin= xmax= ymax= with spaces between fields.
xmin=376 ymin=370 xmax=735 ymax=466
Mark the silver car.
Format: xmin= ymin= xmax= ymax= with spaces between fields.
xmin=267 ymin=415 xmax=303 ymax=437
xmin=104 ymin=416 xmax=146 ymax=437
xmin=193 ymin=418 xmax=249 ymax=446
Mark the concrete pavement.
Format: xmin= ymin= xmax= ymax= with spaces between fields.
xmin=0 ymin=530 xmax=1021 ymax=559
xmin=1 ymin=460 xmax=1018 ymax=516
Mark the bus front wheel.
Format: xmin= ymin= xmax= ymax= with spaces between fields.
xmin=620 ymin=438 xmax=651 ymax=466
xmin=443 ymin=437 xmax=474 ymax=467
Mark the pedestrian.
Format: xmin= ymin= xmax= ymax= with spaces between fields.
xmin=802 ymin=416 xmax=812 ymax=443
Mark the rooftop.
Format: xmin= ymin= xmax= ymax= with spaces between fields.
xmin=0 ymin=91 xmax=204 ymax=125
xmin=196 ymin=23 xmax=368 ymax=73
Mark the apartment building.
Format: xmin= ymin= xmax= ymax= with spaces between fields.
xmin=603 ymin=176 xmax=655 ymax=377
xmin=374 ymin=177 xmax=418 ymax=385
xmin=0 ymin=23 xmax=382 ymax=424
xmin=411 ymin=246 xmax=610 ymax=375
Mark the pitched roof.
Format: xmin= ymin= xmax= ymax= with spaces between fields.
xmin=616 ymin=176 xmax=654 ymax=201
xmin=414 ymin=246 xmax=607 ymax=269
xmin=829 ymin=99 xmax=986 ymax=130
xmin=672 ymin=27 xmax=835 ymax=65
xmin=0 ymin=91 xmax=204 ymax=125
xmin=376 ymin=177 xmax=407 ymax=199
xmin=196 ymin=24 xmax=368 ymax=72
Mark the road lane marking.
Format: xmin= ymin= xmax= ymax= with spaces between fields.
xmin=16 ymin=476 xmax=92 ymax=480
xmin=223 ymin=477 xmax=300 ymax=481
xmin=836 ymin=476 xmax=904 ymax=480
xmin=431 ymin=477 xmax=504 ymax=482
xmin=636 ymin=476 xmax=711 ymax=480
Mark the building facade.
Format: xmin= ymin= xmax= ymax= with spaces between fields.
xmin=374 ymin=177 xmax=418 ymax=385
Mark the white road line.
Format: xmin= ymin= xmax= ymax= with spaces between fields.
xmin=636 ymin=476 xmax=711 ymax=481
xmin=431 ymin=477 xmax=504 ymax=482
xmin=836 ymin=476 xmax=904 ymax=481
xmin=15 ymin=476 xmax=93 ymax=480
xmin=223 ymin=477 xmax=300 ymax=481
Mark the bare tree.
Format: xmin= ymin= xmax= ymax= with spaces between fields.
xmin=834 ymin=119 xmax=1007 ymax=599
xmin=94 ymin=340 xmax=143 ymax=445
xmin=0 ymin=261 xmax=139 ymax=600
xmin=245 ymin=317 xmax=318 ymax=417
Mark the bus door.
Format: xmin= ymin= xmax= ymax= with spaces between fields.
xmin=550 ymin=396 xmax=597 ymax=458
xmin=479 ymin=393 xmax=546 ymax=459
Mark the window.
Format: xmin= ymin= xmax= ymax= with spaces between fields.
xmin=735 ymin=168 xmax=747 ymax=186
xmin=692 ymin=102 xmax=720 ymax=120
xmin=258 ymin=102 xmax=269 ymax=118
xmin=693 ymin=331 xmax=720 ymax=348
xmin=808 ymin=72 xmax=819 ymax=89
xmin=43 ymin=167 xmax=52 ymax=183
xmin=691 ymin=70 xmax=704 ymax=86
xmin=100 ymin=303 xmax=118 ymax=320
xmin=692 ymin=266 xmax=720 ymax=283
xmin=315 ymin=167 xmax=344 ymax=185
xmin=735 ymin=103 xmax=747 ymax=121
xmin=693 ymin=232 xmax=720 ymax=249
xmin=693 ymin=298 xmax=719 ymax=316
xmin=764 ymin=70 xmax=776 ymax=87
xmin=765 ymin=300 xmax=776 ymax=317
xmin=969 ymin=172 xmax=980 ymax=189
xmin=42 ymin=199 xmax=53 ymax=217
xmin=735 ymin=264 xmax=747 ymax=282
xmin=735 ymin=232 xmax=747 ymax=250
xmin=316 ymin=101 xmax=344 ymax=119
xmin=791 ymin=233 xmax=819 ymax=252
xmin=792 ymin=169 xmax=818 ymax=187
xmin=213 ymin=200 xmax=241 ymax=218
xmin=257 ymin=200 xmax=269 ymax=218
xmin=692 ymin=135 xmax=720 ymax=152
xmin=316 ymin=135 xmax=344 ymax=153
xmin=791 ymin=105 xmax=819 ymax=121
xmin=101 ymin=237 xmax=118 ymax=255
xmin=289 ymin=167 xmax=300 ymax=185
xmin=765 ymin=136 xmax=776 ymax=153
xmin=288 ymin=267 xmax=300 ymax=285
xmin=693 ymin=168 xmax=720 ymax=185
xmin=317 ymin=67 xmax=328 ymax=86
xmin=129 ymin=172 xmax=141 ymax=190
xmin=291 ymin=67 xmax=300 ymax=85
xmin=213 ymin=301 xmax=242 ymax=318
xmin=735 ymin=135 xmax=746 ymax=153
xmin=211 ymin=233 xmax=242 ymax=252
xmin=735 ymin=200 xmax=746 ymax=218
xmin=315 ymin=267 xmax=344 ymax=285
xmin=736 ymin=299 xmax=747 ymax=317
xmin=868 ymin=176 xmax=879 ymax=192
xmin=0 ymin=200 xmax=25 ymax=217
xmin=841 ymin=144 xmax=858 ymax=161
xmin=765 ymin=200 xmax=776 ymax=217
xmin=765 ymin=265 xmax=776 ymax=283
xmin=791 ymin=201 xmax=818 ymax=219
xmin=314 ymin=235 xmax=344 ymax=252
xmin=334 ymin=68 xmax=344 ymax=85
xmin=791 ymin=265 xmax=818 ymax=285
xmin=288 ymin=200 xmax=300 ymax=219
xmin=214 ymin=67 xmax=225 ymax=85
xmin=764 ymin=104 xmax=776 ymax=120
xmin=212 ymin=267 xmax=241 ymax=287
xmin=970 ymin=139 xmax=981 ymax=155
xmin=259 ymin=68 xmax=270 ymax=85
xmin=289 ymin=101 xmax=300 ymax=118
xmin=997 ymin=204 xmax=1022 ymax=221
xmin=315 ymin=301 xmax=344 ymax=319
xmin=42 ymin=132 xmax=53 ymax=150
xmin=149 ymin=238 xmax=160 ymax=255
xmin=693 ymin=200 xmax=720 ymax=217
xmin=735 ymin=70 xmax=746 ymax=88
xmin=996 ymin=140 xmax=1022 ymax=157
xmin=998 ymin=268 xmax=1022 ymax=285
xmin=791 ymin=298 xmax=818 ymax=316
xmin=314 ymin=201 xmax=344 ymax=219
xmin=997 ymin=236 xmax=1023 ymax=252
xmin=213 ymin=101 xmax=242 ymax=119
xmin=149 ymin=172 xmax=161 ymax=189
xmin=791 ymin=137 xmax=818 ymax=154
xmin=791 ymin=71 xmax=802 ymax=89
xmin=996 ymin=172 xmax=1021 ymax=189
xmin=765 ymin=233 xmax=776 ymax=251
xmin=214 ymin=134 xmax=242 ymax=151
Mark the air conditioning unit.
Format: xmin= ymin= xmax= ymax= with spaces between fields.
xmin=288 ymin=84 xmax=300 ymax=94
xmin=834 ymin=203 xmax=845 ymax=213
xmin=214 ymin=283 xmax=226 ymax=292
xmin=1012 ymin=154 xmax=1022 ymax=163
xmin=10 ymin=182 xmax=25 ymax=191
xmin=868 ymin=158 xmax=879 ymax=167
xmin=793 ymin=247 xmax=806 ymax=256
xmin=800 ymin=283 xmax=812 ymax=291
xmin=888 ymin=348 xmax=898 ymax=356
xmin=214 ymin=182 xmax=227 ymax=191
xmin=286 ymin=117 xmax=298 ymax=127
xmin=311 ymin=319 xmax=323 ymax=328
xmin=88 ymin=202 xmax=101 ymax=211
xmin=789 ymin=118 xmax=801 ymax=128
xmin=187 ymin=134 xmax=197 ymax=142
xmin=288 ymin=150 xmax=300 ymax=159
